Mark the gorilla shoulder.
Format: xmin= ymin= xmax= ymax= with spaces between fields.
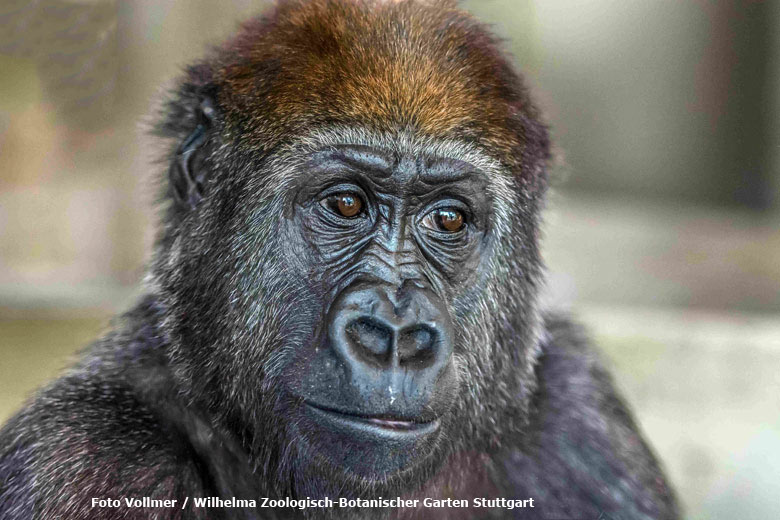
xmin=0 ymin=304 xmax=212 ymax=519
xmin=496 ymin=314 xmax=679 ymax=519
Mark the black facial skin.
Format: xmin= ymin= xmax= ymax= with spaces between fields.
xmin=277 ymin=145 xmax=490 ymax=478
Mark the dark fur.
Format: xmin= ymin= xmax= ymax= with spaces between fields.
xmin=1 ymin=1 xmax=678 ymax=518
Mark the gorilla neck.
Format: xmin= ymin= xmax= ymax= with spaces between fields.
xmin=180 ymin=412 xmax=502 ymax=506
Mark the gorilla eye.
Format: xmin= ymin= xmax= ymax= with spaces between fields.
xmin=422 ymin=208 xmax=465 ymax=233
xmin=321 ymin=193 xmax=365 ymax=218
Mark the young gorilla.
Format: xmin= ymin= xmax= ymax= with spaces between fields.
xmin=0 ymin=1 xmax=679 ymax=518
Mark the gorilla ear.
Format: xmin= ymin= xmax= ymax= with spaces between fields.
xmin=169 ymin=97 xmax=216 ymax=209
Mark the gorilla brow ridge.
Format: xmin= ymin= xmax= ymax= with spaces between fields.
xmin=268 ymin=126 xmax=514 ymax=200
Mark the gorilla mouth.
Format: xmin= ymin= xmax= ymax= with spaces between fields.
xmin=304 ymin=403 xmax=440 ymax=436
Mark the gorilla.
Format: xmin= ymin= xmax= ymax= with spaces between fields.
xmin=0 ymin=1 xmax=679 ymax=518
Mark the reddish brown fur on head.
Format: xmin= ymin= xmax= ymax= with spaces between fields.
xmin=183 ymin=0 xmax=548 ymax=185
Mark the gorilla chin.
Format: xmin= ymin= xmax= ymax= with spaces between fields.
xmin=296 ymin=402 xmax=443 ymax=478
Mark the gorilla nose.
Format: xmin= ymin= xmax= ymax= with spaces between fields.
xmin=345 ymin=318 xmax=437 ymax=367
xmin=329 ymin=282 xmax=453 ymax=371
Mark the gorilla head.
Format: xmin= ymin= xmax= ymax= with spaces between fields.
xmin=153 ymin=0 xmax=548 ymax=497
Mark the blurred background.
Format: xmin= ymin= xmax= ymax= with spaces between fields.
xmin=0 ymin=1 xmax=778 ymax=517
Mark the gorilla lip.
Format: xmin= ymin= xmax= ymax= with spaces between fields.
xmin=305 ymin=403 xmax=439 ymax=434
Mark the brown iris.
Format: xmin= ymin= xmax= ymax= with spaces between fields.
xmin=423 ymin=208 xmax=465 ymax=233
xmin=323 ymin=193 xmax=364 ymax=218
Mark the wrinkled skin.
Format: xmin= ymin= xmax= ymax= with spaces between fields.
xmin=0 ymin=1 xmax=679 ymax=519
xmin=284 ymin=145 xmax=482 ymax=478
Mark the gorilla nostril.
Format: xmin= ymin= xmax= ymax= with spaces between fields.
xmin=397 ymin=326 xmax=437 ymax=367
xmin=345 ymin=317 xmax=392 ymax=362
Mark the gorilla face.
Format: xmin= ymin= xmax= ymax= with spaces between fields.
xmin=160 ymin=123 xmax=541 ymax=493
xmin=276 ymin=143 xmax=494 ymax=478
